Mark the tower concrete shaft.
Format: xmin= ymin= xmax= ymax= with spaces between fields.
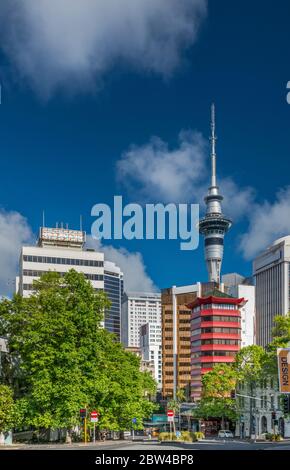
xmin=199 ymin=104 xmax=232 ymax=284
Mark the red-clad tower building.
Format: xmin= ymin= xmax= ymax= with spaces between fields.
xmin=188 ymin=289 xmax=245 ymax=400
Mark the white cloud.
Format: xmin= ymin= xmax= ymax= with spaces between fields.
xmin=0 ymin=209 xmax=156 ymax=295
xmin=87 ymin=236 xmax=157 ymax=292
xmin=117 ymin=130 xmax=208 ymax=203
xmin=0 ymin=210 xmax=33 ymax=297
xmin=117 ymin=130 xmax=290 ymax=262
xmin=220 ymin=178 xmax=256 ymax=222
xmin=239 ymin=187 xmax=290 ymax=260
xmin=116 ymin=129 xmax=255 ymax=223
xmin=0 ymin=0 xmax=207 ymax=97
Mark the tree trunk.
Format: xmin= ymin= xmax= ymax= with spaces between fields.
xmin=0 ymin=432 xmax=5 ymax=445
xmin=65 ymin=428 xmax=72 ymax=444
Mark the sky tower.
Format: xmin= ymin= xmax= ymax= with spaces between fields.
xmin=199 ymin=104 xmax=232 ymax=284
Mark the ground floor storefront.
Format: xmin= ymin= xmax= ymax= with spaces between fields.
xmin=235 ymin=413 xmax=290 ymax=438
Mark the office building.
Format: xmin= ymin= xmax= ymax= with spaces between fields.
xmin=236 ymin=378 xmax=290 ymax=439
xmin=161 ymin=282 xmax=219 ymax=400
xmin=121 ymin=292 xmax=161 ymax=348
xmin=17 ymin=226 xmax=123 ymax=340
xmin=222 ymin=273 xmax=255 ymax=347
xmin=104 ymin=261 xmax=123 ymax=339
xmin=253 ymin=236 xmax=290 ymax=347
xmin=140 ymin=323 xmax=162 ymax=389
xmin=18 ymin=227 xmax=104 ymax=297
xmin=189 ymin=289 xmax=244 ymax=400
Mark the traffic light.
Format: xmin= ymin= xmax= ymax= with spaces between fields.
xmin=230 ymin=390 xmax=236 ymax=399
xmin=283 ymin=395 xmax=290 ymax=414
xmin=80 ymin=408 xmax=87 ymax=419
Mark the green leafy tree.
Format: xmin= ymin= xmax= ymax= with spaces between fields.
xmin=0 ymin=270 xmax=156 ymax=435
xmin=167 ymin=388 xmax=186 ymax=413
xmin=264 ymin=313 xmax=290 ymax=376
xmin=271 ymin=314 xmax=290 ymax=345
xmin=202 ymin=364 xmax=236 ymax=399
xmin=194 ymin=364 xmax=237 ymax=426
xmin=0 ymin=385 xmax=15 ymax=436
xmin=89 ymin=330 xmax=156 ymax=431
xmin=234 ymin=345 xmax=268 ymax=383
xmin=194 ymin=397 xmax=237 ymax=424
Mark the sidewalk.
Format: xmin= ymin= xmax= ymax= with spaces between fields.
xmin=0 ymin=438 xmax=144 ymax=449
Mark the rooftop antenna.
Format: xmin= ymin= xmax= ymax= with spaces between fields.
xmin=80 ymin=215 xmax=83 ymax=232
xmin=42 ymin=210 xmax=45 ymax=228
xmin=210 ymin=102 xmax=217 ymax=188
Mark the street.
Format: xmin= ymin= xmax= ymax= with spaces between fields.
xmin=3 ymin=439 xmax=290 ymax=451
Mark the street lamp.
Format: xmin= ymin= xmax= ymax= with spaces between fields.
xmin=254 ymin=408 xmax=259 ymax=442
xmin=270 ymin=393 xmax=277 ymax=436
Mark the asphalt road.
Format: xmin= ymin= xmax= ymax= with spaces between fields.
xmin=4 ymin=439 xmax=290 ymax=451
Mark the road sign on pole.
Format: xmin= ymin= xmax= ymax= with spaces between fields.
xmin=90 ymin=411 xmax=99 ymax=423
xmin=90 ymin=411 xmax=99 ymax=443
xmin=132 ymin=418 xmax=137 ymax=441
xmin=167 ymin=410 xmax=175 ymax=422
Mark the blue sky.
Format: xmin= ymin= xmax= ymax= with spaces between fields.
xmin=0 ymin=0 xmax=290 ymax=295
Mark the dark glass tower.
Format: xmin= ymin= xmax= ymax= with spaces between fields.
xmin=104 ymin=261 xmax=123 ymax=340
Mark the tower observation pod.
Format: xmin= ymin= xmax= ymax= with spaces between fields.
xmin=199 ymin=104 xmax=232 ymax=284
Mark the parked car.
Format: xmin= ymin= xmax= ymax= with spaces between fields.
xmin=218 ymin=430 xmax=234 ymax=438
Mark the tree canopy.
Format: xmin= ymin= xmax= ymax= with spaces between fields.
xmin=193 ymin=364 xmax=237 ymax=423
xmin=0 ymin=385 xmax=15 ymax=433
xmin=0 ymin=270 xmax=156 ymax=432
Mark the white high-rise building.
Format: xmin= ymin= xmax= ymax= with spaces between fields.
xmin=121 ymin=292 xmax=161 ymax=348
xmin=222 ymin=273 xmax=256 ymax=347
xmin=18 ymin=227 xmax=104 ymax=298
xmin=254 ymin=236 xmax=290 ymax=347
xmin=140 ymin=322 xmax=162 ymax=389
xmin=17 ymin=227 xmax=127 ymax=340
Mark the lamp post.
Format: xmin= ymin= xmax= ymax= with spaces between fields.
xmin=239 ymin=357 xmax=256 ymax=439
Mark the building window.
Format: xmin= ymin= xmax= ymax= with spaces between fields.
xmin=23 ymin=255 xmax=103 ymax=267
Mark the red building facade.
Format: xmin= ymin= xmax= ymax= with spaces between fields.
xmin=189 ymin=290 xmax=245 ymax=400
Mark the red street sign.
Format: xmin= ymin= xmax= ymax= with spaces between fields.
xmin=91 ymin=411 xmax=99 ymax=417
xmin=167 ymin=410 xmax=174 ymax=417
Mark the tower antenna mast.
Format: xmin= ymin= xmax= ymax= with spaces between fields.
xmin=198 ymin=104 xmax=232 ymax=285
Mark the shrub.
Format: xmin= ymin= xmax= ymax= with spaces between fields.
xmin=159 ymin=431 xmax=195 ymax=442
xmin=159 ymin=432 xmax=172 ymax=441
xmin=180 ymin=431 xmax=192 ymax=442
xmin=191 ymin=432 xmax=205 ymax=442
xmin=265 ymin=433 xmax=282 ymax=441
